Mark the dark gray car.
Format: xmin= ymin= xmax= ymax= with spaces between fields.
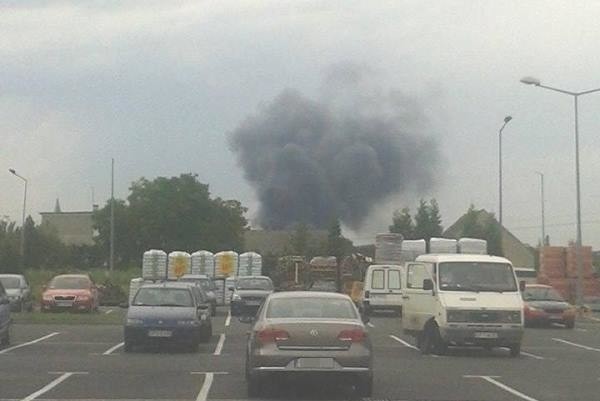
xmin=0 ymin=281 xmax=10 ymax=346
xmin=244 ymin=291 xmax=373 ymax=397
xmin=0 ymin=274 xmax=33 ymax=312
xmin=124 ymin=282 xmax=212 ymax=352
xmin=179 ymin=274 xmax=218 ymax=316
xmin=230 ymin=276 xmax=274 ymax=316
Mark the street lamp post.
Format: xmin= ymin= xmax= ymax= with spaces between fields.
xmin=521 ymin=76 xmax=600 ymax=306
xmin=8 ymin=169 xmax=28 ymax=267
xmin=535 ymin=171 xmax=546 ymax=246
xmin=498 ymin=116 xmax=513 ymax=227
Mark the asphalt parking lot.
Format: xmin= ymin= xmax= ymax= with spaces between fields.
xmin=1 ymin=308 xmax=600 ymax=401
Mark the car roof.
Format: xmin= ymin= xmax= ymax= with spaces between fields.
xmin=268 ymin=291 xmax=351 ymax=300
xmin=525 ymin=284 xmax=551 ymax=289
xmin=0 ymin=274 xmax=24 ymax=279
xmin=367 ymin=264 xmax=402 ymax=269
xmin=140 ymin=281 xmax=196 ymax=289
xmin=180 ymin=274 xmax=210 ymax=279
xmin=416 ymin=254 xmax=512 ymax=264
xmin=52 ymin=274 xmax=91 ymax=279
xmin=237 ymin=275 xmax=271 ymax=280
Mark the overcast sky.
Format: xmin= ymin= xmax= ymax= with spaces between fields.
xmin=2 ymin=1 xmax=600 ymax=249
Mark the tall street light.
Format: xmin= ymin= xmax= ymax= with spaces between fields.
xmin=498 ymin=116 xmax=513 ymax=227
xmin=8 ymin=168 xmax=28 ymax=267
xmin=535 ymin=171 xmax=546 ymax=246
xmin=521 ymin=76 xmax=600 ymax=306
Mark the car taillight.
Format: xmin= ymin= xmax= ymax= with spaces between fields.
xmin=364 ymin=291 xmax=370 ymax=299
xmin=338 ymin=328 xmax=366 ymax=342
xmin=257 ymin=328 xmax=290 ymax=344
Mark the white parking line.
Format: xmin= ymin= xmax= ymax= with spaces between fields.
xmin=367 ymin=322 xmax=375 ymax=328
xmin=104 ymin=309 xmax=114 ymax=315
xmin=21 ymin=372 xmax=87 ymax=401
xmin=464 ymin=375 xmax=539 ymax=401
xmin=575 ymin=328 xmax=588 ymax=332
xmin=520 ymin=351 xmax=545 ymax=360
xmin=225 ymin=310 xmax=231 ymax=327
xmin=102 ymin=342 xmax=124 ymax=355
xmin=195 ymin=372 xmax=214 ymax=401
xmin=584 ymin=315 xmax=600 ymax=322
xmin=0 ymin=332 xmax=60 ymax=355
xmin=213 ymin=334 xmax=226 ymax=355
xmin=389 ymin=334 xmax=419 ymax=350
xmin=553 ymin=338 xmax=600 ymax=352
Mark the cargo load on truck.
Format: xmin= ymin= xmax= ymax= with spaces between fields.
xmin=191 ymin=251 xmax=215 ymax=276
xmin=142 ymin=249 xmax=168 ymax=280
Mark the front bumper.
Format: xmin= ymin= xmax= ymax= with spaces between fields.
xmin=525 ymin=310 xmax=575 ymax=324
xmin=124 ymin=325 xmax=202 ymax=345
xmin=440 ymin=324 xmax=524 ymax=346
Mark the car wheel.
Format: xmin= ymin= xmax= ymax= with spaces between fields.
xmin=14 ymin=301 xmax=23 ymax=313
xmin=421 ymin=323 xmax=446 ymax=355
xmin=247 ymin=374 xmax=262 ymax=398
xmin=356 ymin=374 xmax=373 ymax=397
xmin=124 ymin=339 xmax=133 ymax=353
xmin=211 ymin=304 xmax=217 ymax=317
xmin=565 ymin=319 xmax=575 ymax=329
xmin=509 ymin=342 xmax=521 ymax=357
xmin=201 ymin=324 xmax=212 ymax=343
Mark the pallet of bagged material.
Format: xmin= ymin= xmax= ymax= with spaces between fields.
xmin=142 ymin=249 xmax=168 ymax=280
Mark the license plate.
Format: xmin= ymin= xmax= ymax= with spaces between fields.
xmin=245 ymin=301 xmax=261 ymax=306
xmin=474 ymin=332 xmax=498 ymax=339
xmin=148 ymin=330 xmax=172 ymax=338
xmin=55 ymin=301 xmax=73 ymax=307
xmin=296 ymin=358 xmax=335 ymax=369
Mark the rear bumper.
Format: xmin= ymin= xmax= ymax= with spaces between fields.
xmin=41 ymin=300 xmax=93 ymax=312
xmin=440 ymin=325 xmax=524 ymax=346
xmin=525 ymin=310 xmax=575 ymax=324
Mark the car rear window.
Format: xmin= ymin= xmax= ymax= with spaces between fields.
xmin=388 ymin=270 xmax=401 ymax=289
xmin=0 ymin=277 xmax=20 ymax=289
xmin=266 ymin=297 xmax=357 ymax=319
xmin=133 ymin=288 xmax=194 ymax=307
xmin=49 ymin=276 xmax=90 ymax=289
xmin=371 ymin=270 xmax=385 ymax=289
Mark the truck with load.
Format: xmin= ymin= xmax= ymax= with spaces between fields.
xmin=401 ymin=253 xmax=525 ymax=356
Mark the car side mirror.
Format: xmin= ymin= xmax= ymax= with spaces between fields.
xmin=238 ymin=315 xmax=254 ymax=324
xmin=519 ymin=280 xmax=526 ymax=292
xmin=422 ymin=279 xmax=434 ymax=291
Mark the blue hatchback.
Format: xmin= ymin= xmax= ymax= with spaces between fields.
xmin=0 ymin=280 xmax=11 ymax=346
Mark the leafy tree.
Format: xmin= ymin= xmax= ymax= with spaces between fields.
xmin=413 ymin=199 xmax=443 ymax=242
xmin=460 ymin=205 xmax=503 ymax=256
xmin=389 ymin=208 xmax=414 ymax=239
xmin=0 ymin=220 xmax=20 ymax=272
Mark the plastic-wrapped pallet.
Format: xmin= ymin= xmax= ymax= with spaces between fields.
xmin=374 ymin=233 xmax=403 ymax=264
xmin=128 ymin=277 xmax=145 ymax=305
xmin=215 ymin=251 xmax=238 ymax=278
xmin=458 ymin=238 xmax=488 ymax=255
xmin=213 ymin=277 xmax=236 ymax=305
xmin=142 ymin=249 xmax=167 ymax=280
xmin=429 ymin=238 xmax=457 ymax=254
xmin=191 ymin=251 xmax=215 ymax=276
xmin=238 ymin=252 xmax=262 ymax=276
xmin=401 ymin=239 xmax=427 ymax=262
xmin=168 ymin=251 xmax=191 ymax=280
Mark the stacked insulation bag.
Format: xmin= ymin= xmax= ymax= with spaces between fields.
xmin=238 ymin=252 xmax=262 ymax=276
xmin=191 ymin=251 xmax=215 ymax=276
xmin=429 ymin=238 xmax=457 ymax=254
xmin=142 ymin=249 xmax=168 ymax=280
xmin=401 ymin=240 xmax=426 ymax=262
xmin=457 ymin=238 xmax=488 ymax=255
xmin=214 ymin=251 xmax=239 ymax=305
xmin=168 ymin=251 xmax=191 ymax=280
xmin=128 ymin=277 xmax=145 ymax=305
xmin=374 ymin=233 xmax=403 ymax=264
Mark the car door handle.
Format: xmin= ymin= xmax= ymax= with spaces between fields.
xmin=402 ymin=295 xmax=410 ymax=300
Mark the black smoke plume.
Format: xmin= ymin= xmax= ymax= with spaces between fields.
xmin=229 ymin=64 xmax=439 ymax=230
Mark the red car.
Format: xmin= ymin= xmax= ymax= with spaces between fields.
xmin=522 ymin=284 xmax=576 ymax=328
xmin=41 ymin=274 xmax=99 ymax=313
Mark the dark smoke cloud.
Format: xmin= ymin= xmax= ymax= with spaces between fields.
xmin=229 ymin=64 xmax=439 ymax=230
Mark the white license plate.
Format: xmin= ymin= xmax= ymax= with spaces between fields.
xmin=296 ymin=358 xmax=335 ymax=369
xmin=55 ymin=301 xmax=73 ymax=307
xmin=245 ymin=301 xmax=261 ymax=306
xmin=474 ymin=332 xmax=498 ymax=339
xmin=148 ymin=330 xmax=172 ymax=338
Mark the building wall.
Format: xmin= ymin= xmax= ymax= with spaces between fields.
xmin=40 ymin=212 xmax=94 ymax=246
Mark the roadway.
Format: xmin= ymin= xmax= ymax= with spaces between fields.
xmin=1 ymin=308 xmax=600 ymax=401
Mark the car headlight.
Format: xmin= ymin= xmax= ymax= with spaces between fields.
xmin=500 ymin=310 xmax=522 ymax=323
xmin=447 ymin=310 xmax=469 ymax=323
xmin=126 ymin=318 xmax=144 ymax=326
xmin=77 ymin=295 xmax=90 ymax=301
xmin=43 ymin=294 xmax=54 ymax=301
xmin=232 ymin=293 xmax=241 ymax=301
xmin=177 ymin=320 xmax=200 ymax=326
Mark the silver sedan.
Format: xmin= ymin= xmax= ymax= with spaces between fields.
xmin=244 ymin=291 xmax=373 ymax=397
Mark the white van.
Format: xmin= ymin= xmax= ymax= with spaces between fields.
xmin=402 ymin=254 xmax=524 ymax=356
xmin=362 ymin=264 xmax=403 ymax=315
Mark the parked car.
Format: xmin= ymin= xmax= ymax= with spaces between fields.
xmin=361 ymin=264 xmax=403 ymax=315
xmin=244 ymin=291 xmax=372 ymax=397
xmin=307 ymin=279 xmax=338 ymax=293
xmin=230 ymin=276 xmax=274 ymax=316
xmin=523 ymin=284 xmax=576 ymax=328
xmin=124 ymin=281 xmax=212 ymax=352
xmin=179 ymin=274 xmax=218 ymax=316
xmin=0 ymin=280 xmax=10 ymax=346
xmin=41 ymin=274 xmax=100 ymax=313
xmin=0 ymin=274 xmax=33 ymax=312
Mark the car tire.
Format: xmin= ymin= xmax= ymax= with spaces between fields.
xmin=14 ymin=301 xmax=23 ymax=313
xmin=247 ymin=374 xmax=262 ymax=398
xmin=421 ymin=322 xmax=446 ymax=355
xmin=211 ymin=304 xmax=217 ymax=317
xmin=565 ymin=319 xmax=575 ymax=329
xmin=200 ymin=324 xmax=212 ymax=343
xmin=509 ymin=342 xmax=521 ymax=357
xmin=124 ymin=340 xmax=133 ymax=353
xmin=356 ymin=374 xmax=373 ymax=397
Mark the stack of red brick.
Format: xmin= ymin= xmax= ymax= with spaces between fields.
xmin=538 ymin=245 xmax=599 ymax=302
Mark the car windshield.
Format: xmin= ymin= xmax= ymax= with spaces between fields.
xmin=236 ymin=278 xmax=272 ymax=291
xmin=133 ymin=288 xmax=194 ymax=307
xmin=267 ymin=297 xmax=357 ymax=319
xmin=438 ymin=262 xmax=517 ymax=292
xmin=523 ymin=287 xmax=565 ymax=302
xmin=48 ymin=277 xmax=90 ymax=289
xmin=0 ymin=277 xmax=20 ymax=289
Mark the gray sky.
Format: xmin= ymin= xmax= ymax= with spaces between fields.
xmin=2 ymin=1 xmax=600 ymax=249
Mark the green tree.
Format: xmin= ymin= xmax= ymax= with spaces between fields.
xmin=0 ymin=220 xmax=20 ymax=272
xmin=413 ymin=199 xmax=443 ymax=242
xmin=389 ymin=208 xmax=414 ymax=239
xmin=460 ymin=205 xmax=503 ymax=256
